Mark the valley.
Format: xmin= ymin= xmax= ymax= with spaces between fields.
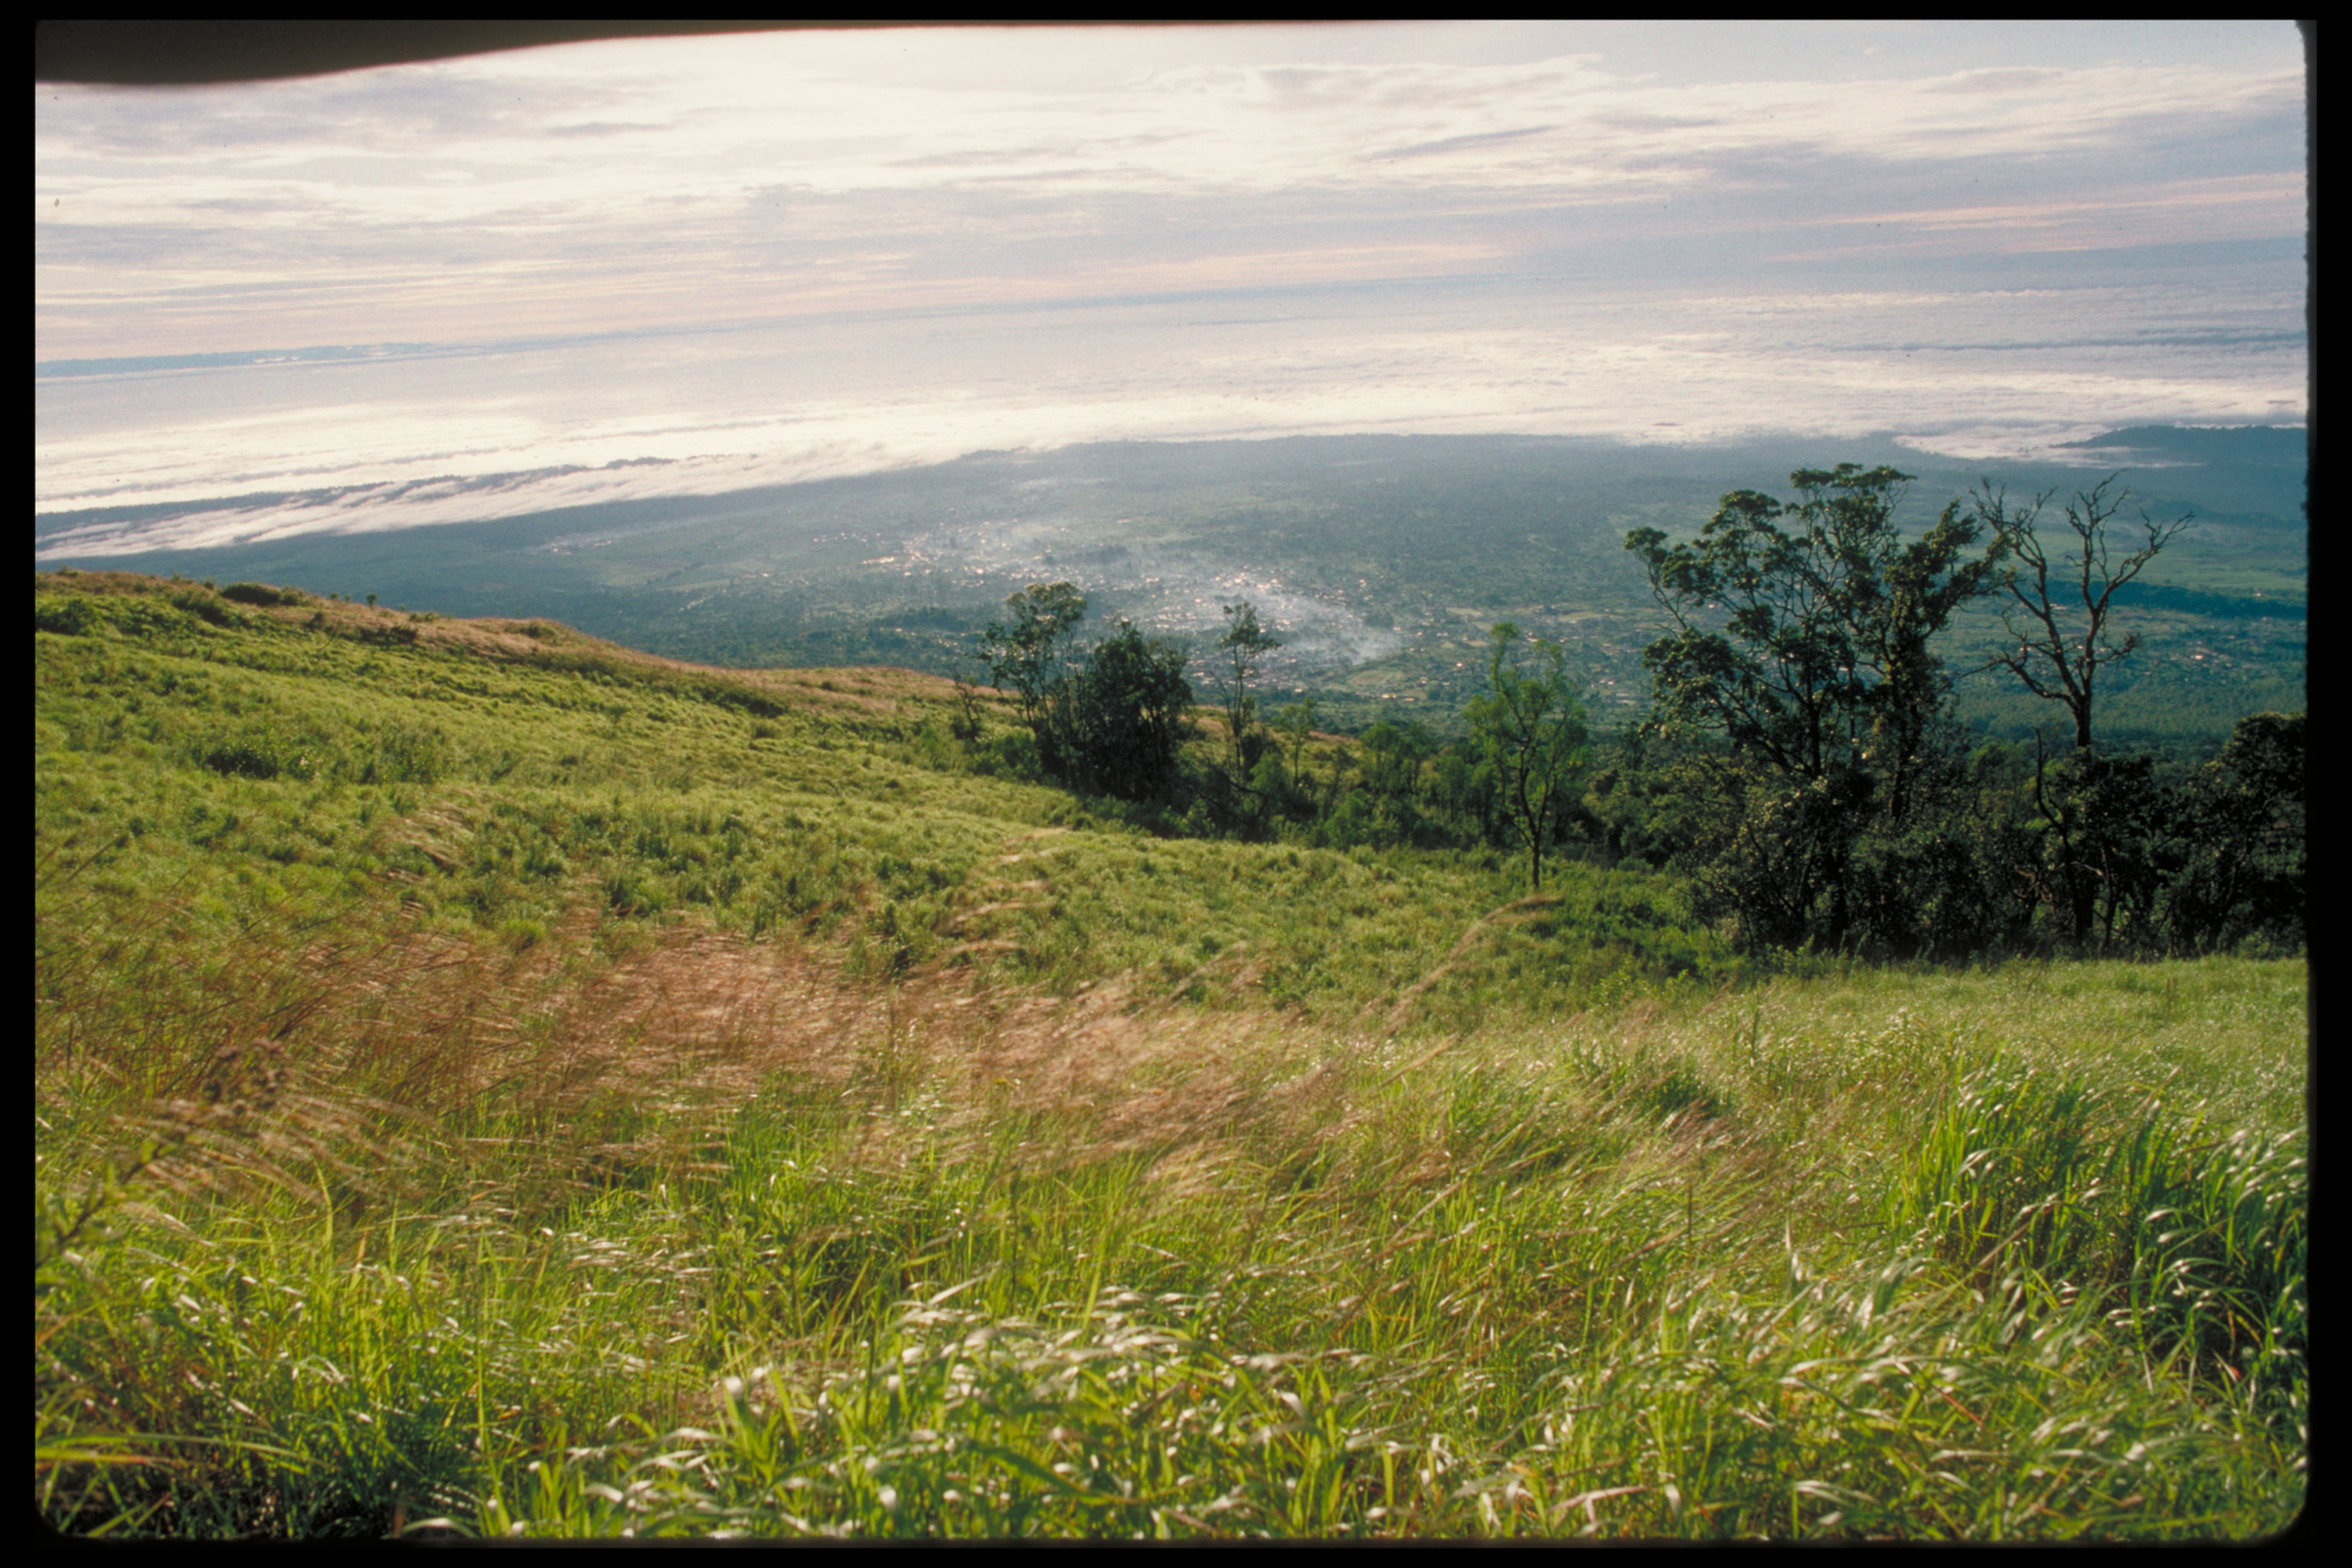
xmin=35 ymin=427 xmax=2306 ymax=746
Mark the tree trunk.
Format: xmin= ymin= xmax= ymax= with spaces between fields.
xmin=2068 ymin=864 xmax=2096 ymax=946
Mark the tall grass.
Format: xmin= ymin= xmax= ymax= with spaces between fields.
xmin=36 ymin=946 xmax=2305 ymax=1539
xmin=1883 ymin=1060 xmax=2305 ymax=1434
xmin=34 ymin=574 xmax=2306 ymax=1538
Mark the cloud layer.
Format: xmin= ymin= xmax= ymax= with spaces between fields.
xmin=37 ymin=24 xmax=2305 ymax=354
xmin=34 ymin=23 xmax=2307 ymax=540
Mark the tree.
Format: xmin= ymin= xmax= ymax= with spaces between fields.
xmin=978 ymin=582 xmax=1088 ymax=762
xmin=1429 ymin=743 xmax=1501 ymax=847
xmin=1962 ymin=475 xmax=2194 ymax=949
xmin=1625 ymin=464 xmax=2003 ymax=948
xmin=1213 ymin=601 xmax=1282 ymax=786
xmin=1047 ymin=622 xmax=1194 ymax=802
xmin=1582 ymin=726 xmax=1717 ymax=872
xmin=2164 ymin=710 xmax=2304 ymax=951
xmin=1271 ymin=694 xmax=1318 ymax=797
xmin=2020 ymin=740 xmax=2176 ymax=948
xmin=1463 ymin=622 xmax=1588 ymax=891
xmin=1967 ymin=475 xmax=2192 ymax=753
xmin=1628 ymin=465 xmax=2001 ymax=816
xmin=1844 ymin=737 xmax=2042 ymax=959
xmin=949 ymin=674 xmax=989 ymax=743
xmin=1339 ymin=718 xmax=1438 ymax=848
xmin=1360 ymin=718 xmax=1434 ymax=803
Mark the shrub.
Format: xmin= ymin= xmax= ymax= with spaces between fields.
xmin=1044 ymin=622 xmax=1194 ymax=802
xmin=220 ymin=582 xmax=309 ymax=608
xmin=171 ymin=590 xmax=240 ymax=627
xmin=34 ymin=596 xmax=100 ymax=636
xmin=200 ymin=731 xmax=321 ymax=782
xmin=358 ymin=724 xmax=452 ymax=786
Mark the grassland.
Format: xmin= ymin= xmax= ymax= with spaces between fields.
xmin=34 ymin=570 xmax=2306 ymax=1540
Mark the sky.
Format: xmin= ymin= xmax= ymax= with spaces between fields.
xmin=34 ymin=21 xmax=2308 ymax=547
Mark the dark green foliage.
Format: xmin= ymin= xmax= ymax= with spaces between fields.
xmin=2025 ymin=746 xmax=2174 ymax=946
xmin=1617 ymin=466 xmax=2299 ymax=960
xmin=1044 ymin=622 xmax=1196 ymax=802
xmin=220 ymin=581 xmax=310 ymax=608
xmin=1320 ymin=719 xmax=1441 ymax=848
xmin=1358 ymin=719 xmax=1434 ymax=802
xmin=1625 ymin=466 xmax=2002 ymax=951
xmin=1425 ymin=743 xmax=1501 ymax=848
xmin=1590 ymin=710 xmax=2305 ymax=961
xmin=198 ymin=734 xmax=317 ymax=782
xmin=1626 ymin=465 xmax=2001 ymax=799
xmin=1582 ymin=727 xmax=1720 ymax=872
xmin=1978 ymin=714 xmax=2304 ymax=956
xmin=971 ymin=583 xmax=1197 ymax=805
xmin=1842 ymin=739 xmax=2040 ymax=957
xmin=978 ymin=581 xmax=1089 ymax=752
xmin=1181 ymin=602 xmax=1290 ymax=838
xmin=2163 ymin=712 xmax=2305 ymax=952
xmin=1213 ymin=599 xmax=1281 ymax=786
xmin=170 ymin=588 xmax=240 ymax=627
xmin=35 ymin=595 xmax=100 ymax=635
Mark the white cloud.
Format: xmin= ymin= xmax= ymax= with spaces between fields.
xmin=34 ymin=22 xmax=2306 ymax=537
xmin=38 ymin=28 xmax=2305 ymax=356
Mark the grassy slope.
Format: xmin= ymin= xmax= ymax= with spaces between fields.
xmin=34 ymin=571 xmax=2305 ymax=1540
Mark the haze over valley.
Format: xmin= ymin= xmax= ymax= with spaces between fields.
xmin=36 ymin=424 xmax=2308 ymax=746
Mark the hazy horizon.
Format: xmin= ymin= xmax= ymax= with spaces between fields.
xmin=37 ymin=22 xmax=2308 ymax=546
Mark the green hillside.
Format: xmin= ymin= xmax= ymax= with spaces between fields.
xmin=30 ymin=569 xmax=1718 ymax=1022
xmin=35 ymin=570 xmax=2305 ymax=1540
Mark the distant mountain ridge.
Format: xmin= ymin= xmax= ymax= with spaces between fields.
xmin=2056 ymin=424 xmax=2308 ymax=469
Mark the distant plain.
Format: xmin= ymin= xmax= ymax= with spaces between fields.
xmin=37 ymin=424 xmax=2305 ymax=747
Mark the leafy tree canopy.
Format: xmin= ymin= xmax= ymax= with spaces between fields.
xmin=1046 ymin=621 xmax=1195 ymax=803
xmin=1627 ymin=463 xmax=2002 ymax=827
xmin=1464 ymin=622 xmax=1588 ymax=892
xmin=978 ymin=581 xmax=1088 ymax=739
